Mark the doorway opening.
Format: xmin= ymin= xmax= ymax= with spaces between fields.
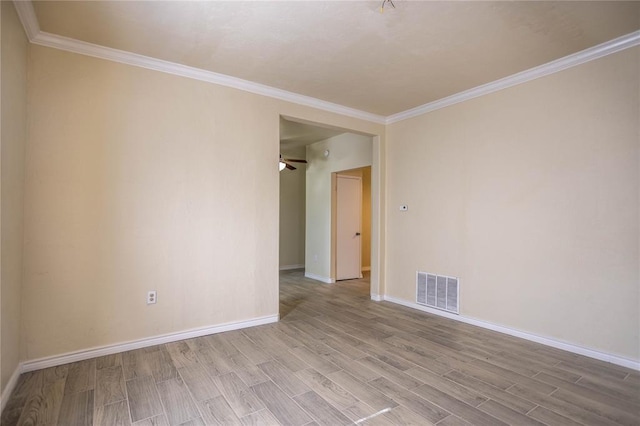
xmin=278 ymin=116 xmax=380 ymax=303
xmin=278 ymin=118 xmax=343 ymax=273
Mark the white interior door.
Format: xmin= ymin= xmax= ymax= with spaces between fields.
xmin=336 ymin=175 xmax=362 ymax=280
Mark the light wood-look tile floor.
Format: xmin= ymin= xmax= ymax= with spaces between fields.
xmin=3 ymin=270 xmax=639 ymax=425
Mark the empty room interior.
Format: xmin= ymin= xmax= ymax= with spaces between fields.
xmin=1 ymin=1 xmax=639 ymax=425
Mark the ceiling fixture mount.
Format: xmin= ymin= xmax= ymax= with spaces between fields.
xmin=380 ymin=0 xmax=396 ymax=13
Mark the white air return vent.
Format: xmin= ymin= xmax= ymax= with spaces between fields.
xmin=416 ymin=271 xmax=459 ymax=314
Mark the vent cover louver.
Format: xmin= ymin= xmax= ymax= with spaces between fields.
xmin=416 ymin=271 xmax=459 ymax=314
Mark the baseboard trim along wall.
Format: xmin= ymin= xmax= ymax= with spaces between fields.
xmin=370 ymin=293 xmax=383 ymax=302
xmin=20 ymin=314 xmax=279 ymax=374
xmin=279 ymin=264 xmax=304 ymax=271
xmin=383 ymin=295 xmax=640 ymax=371
xmin=304 ymin=272 xmax=335 ymax=284
xmin=0 ymin=365 xmax=22 ymax=414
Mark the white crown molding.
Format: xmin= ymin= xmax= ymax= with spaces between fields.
xmin=12 ymin=0 xmax=39 ymax=41
xmin=384 ymin=295 xmax=640 ymax=371
xmin=11 ymin=1 xmax=385 ymax=123
xmin=386 ymin=31 xmax=640 ymax=124
xmin=20 ymin=314 xmax=278 ymax=373
xmin=0 ymin=364 xmax=22 ymax=414
xmin=12 ymin=0 xmax=639 ymax=126
xmin=386 ymin=30 xmax=640 ymax=124
xmin=28 ymin=30 xmax=386 ymax=125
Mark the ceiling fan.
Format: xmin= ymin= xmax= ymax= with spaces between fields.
xmin=279 ymin=154 xmax=307 ymax=171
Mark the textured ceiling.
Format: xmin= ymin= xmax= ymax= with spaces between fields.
xmin=33 ymin=1 xmax=640 ymax=116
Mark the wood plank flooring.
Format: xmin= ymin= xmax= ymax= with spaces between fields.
xmin=2 ymin=269 xmax=639 ymax=425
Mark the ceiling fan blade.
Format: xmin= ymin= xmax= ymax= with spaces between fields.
xmin=285 ymin=163 xmax=297 ymax=170
xmin=284 ymin=158 xmax=308 ymax=163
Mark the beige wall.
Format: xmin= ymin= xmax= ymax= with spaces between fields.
xmin=22 ymin=45 xmax=384 ymax=361
xmin=279 ymin=146 xmax=305 ymax=268
xmin=305 ymin=134 xmax=372 ymax=281
xmin=1 ymin=1 xmax=28 ymax=393
xmin=386 ymin=47 xmax=640 ymax=361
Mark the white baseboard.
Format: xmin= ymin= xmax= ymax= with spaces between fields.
xmin=21 ymin=314 xmax=279 ymax=373
xmin=362 ymin=266 xmax=371 ymax=272
xmin=370 ymin=293 xmax=383 ymax=302
xmin=304 ymin=272 xmax=335 ymax=284
xmin=383 ymin=295 xmax=640 ymax=371
xmin=1 ymin=364 xmax=22 ymax=413
xmin=279 ymin=264 xmax=304 ymax=271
